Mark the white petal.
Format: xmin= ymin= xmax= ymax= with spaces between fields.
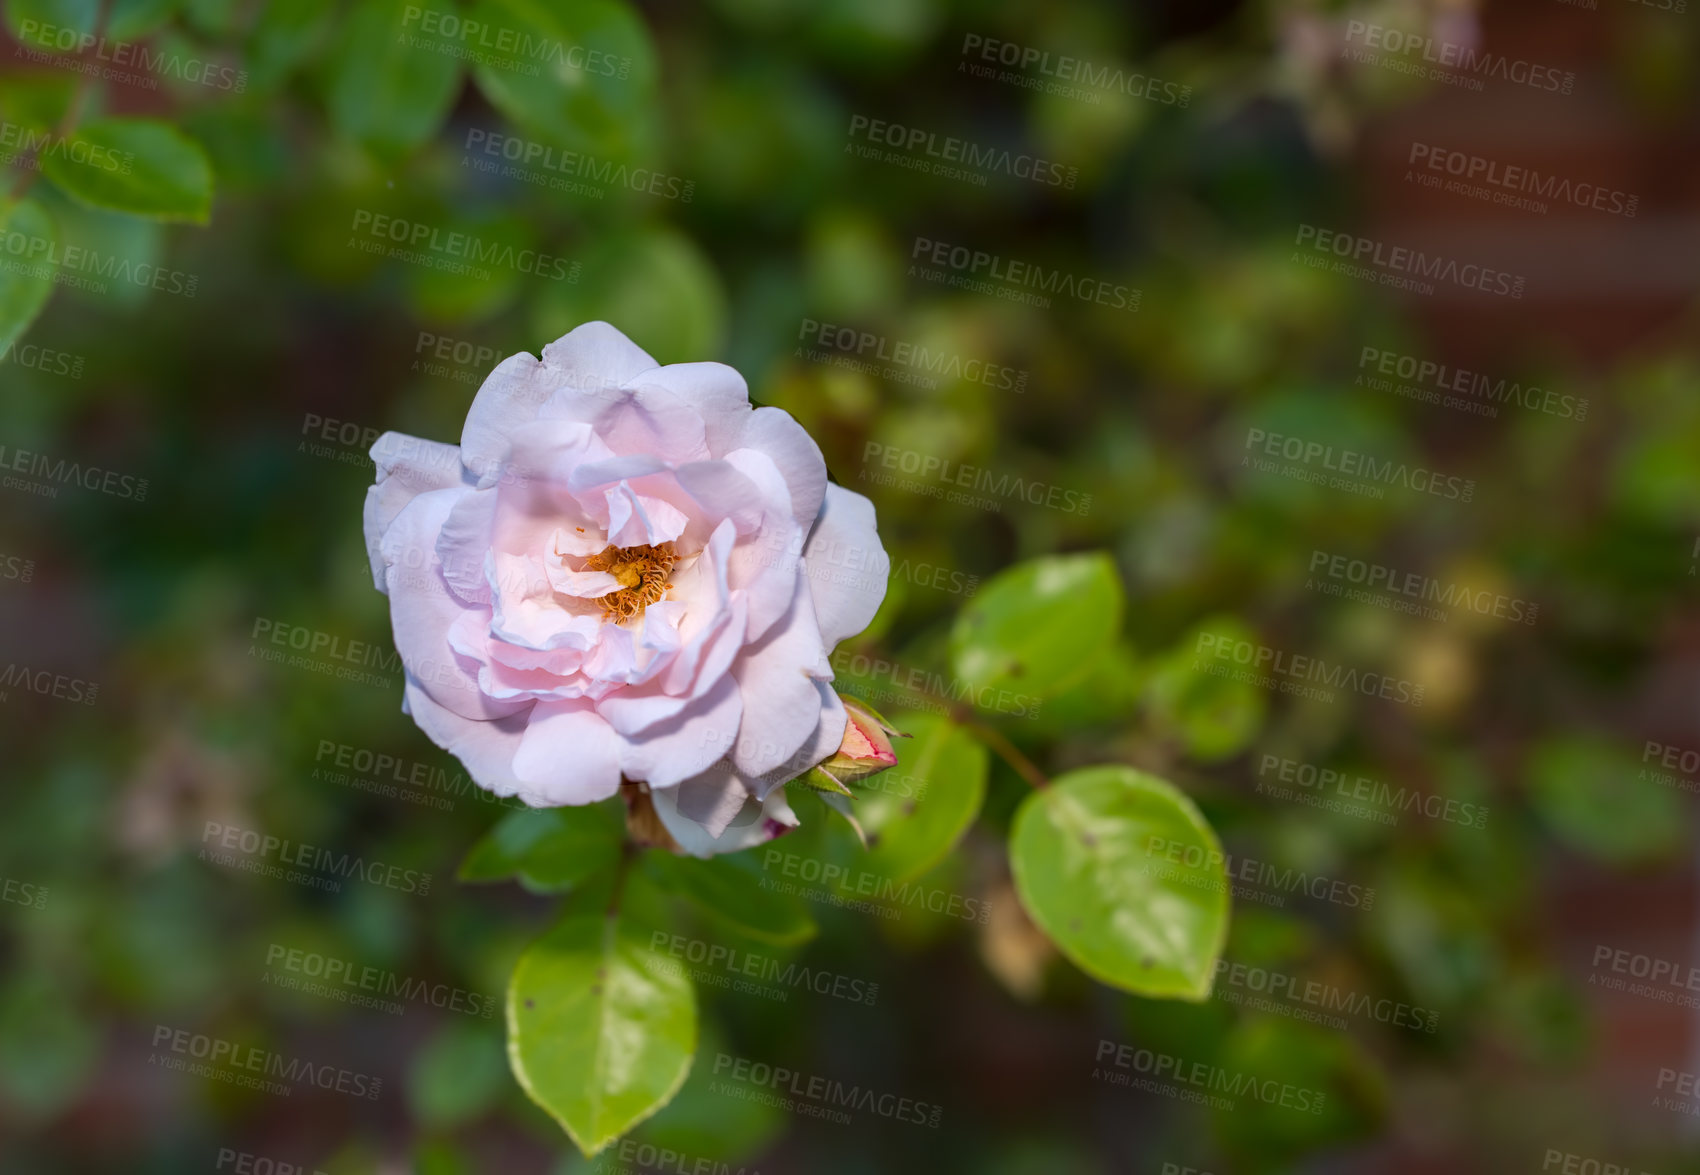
xmin=652 ymin=783 xmax=799 ymax=859
xmin=736 ymin=406 xmax=827 ymax=531
xmin=802 ymin=483 xmax=889 ymax=649
xmin=511 ymin=700 xmax=623 ymax=805
xmin=381 ymin=487 xmax=525 ymax=722
xmin=402 ymin=674 xmax=536 ymax=801
xmin=365 ymin=432 xmax=469 ymax=592
xmin=729 ymin=591 xmax=832 ymax=778
xmin=617 ymin=674 xmax=742 ymax=788
xmin=460 ymin=352 xmax=549 ymax=480
xmin=540 ymin=320 xmax=661 ymax=393
xmin=635 ymin=361 xmax=752 ymax=456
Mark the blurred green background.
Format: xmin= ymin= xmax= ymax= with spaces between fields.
xmin=5 ymin=0 xmax=1700 ymax=1171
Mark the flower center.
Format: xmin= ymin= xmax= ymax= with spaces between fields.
xmin=583 ymin=542 xmax=676 ymax=623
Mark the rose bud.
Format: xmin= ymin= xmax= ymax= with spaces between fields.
xmin=813 ymin=695 xmax=904 ymax=787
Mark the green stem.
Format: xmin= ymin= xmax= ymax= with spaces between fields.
xmin=964 ymin=720 xmax=1050 ymax=790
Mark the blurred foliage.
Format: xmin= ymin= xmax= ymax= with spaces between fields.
xmin=4 ymin=0 xmax=1700 ymax=1170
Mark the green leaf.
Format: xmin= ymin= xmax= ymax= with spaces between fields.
xmin=323 ymin=0 xmax=463 ymax=157
xmin=533 ymin=224 xmax=725 ymax=366
xmin=5 ymin=0 xmax=99 ymax=50
xmin=858 ymin=712 xmax=986 ymax=883
xmin=0 ymin=72 xmax=77 ymax=129
xmin=246 ymin=0 xmax=336 ymax=90
xmin=645 ymin=850 xmax=815 ymax=946
xmin=458 ymin=800 xmax=625 ymax=894
xmin=465 ymin=0 xmax=657 ymax=161
xmin=107 ymin=0 xmax=179 ymax=41
xmin=950 ymin=551 xmax=1124 ymax=702
xmin=1010 ymin=765 xmax=1228 ymax=1000
xmin=508 ymin=871 xmax=697 ymax=1157
xmin=40 ymin=119 xmax=214 ymax=223
xmin=1525 ymin=735 xmax=1683 ymax=865
xmin=407 ymin=1020 xmax=507 ymax=1128
xmin=0 ymin=199 xmax=57 ymax=354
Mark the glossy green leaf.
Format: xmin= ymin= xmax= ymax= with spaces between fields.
xmin=40 ymin=118 xmax=213 ymax=223
xmin=323 ymin=0 xmax=463 ymax=156
xmin=458 ymin=800 xmax=625 ymax=893
xmin=1010 ymin=765 xmax=1228 ymax=1000
xmin=950 ymin=552 xmax=1124 ymax=701
xmin=645 ymin=850 xmax=815 ymax=946
xmin=508 ymin=871 xmax=697 ymax=1157
xmin=0 ymin=199 xmax=57 ymax=354
xmin=859 ymin=712 xmax=986 ymax=883
xmin=465 ymin=0 xmax=657 ymax=161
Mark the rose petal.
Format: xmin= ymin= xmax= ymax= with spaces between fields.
xmin=365 ymin=432 xmax=469 ymax=592
xmin=802 ymin=483 xmax=889 ymax=649
xmin=511 ymin=700 xmax=623 ymax=804
xmin=729 ymin=591 xmax=833 ymax=777
xmin=652 ymin=782 xmax=799 ymax=858
xmin=617 ymin=674 xmax=742 ymax=788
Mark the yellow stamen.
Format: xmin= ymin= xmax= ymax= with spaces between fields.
xmin=583 ymin=542 xmax=676 ymax=623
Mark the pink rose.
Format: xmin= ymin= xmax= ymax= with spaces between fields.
xmin=363 ymin=322 xmax=889 ymax=854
